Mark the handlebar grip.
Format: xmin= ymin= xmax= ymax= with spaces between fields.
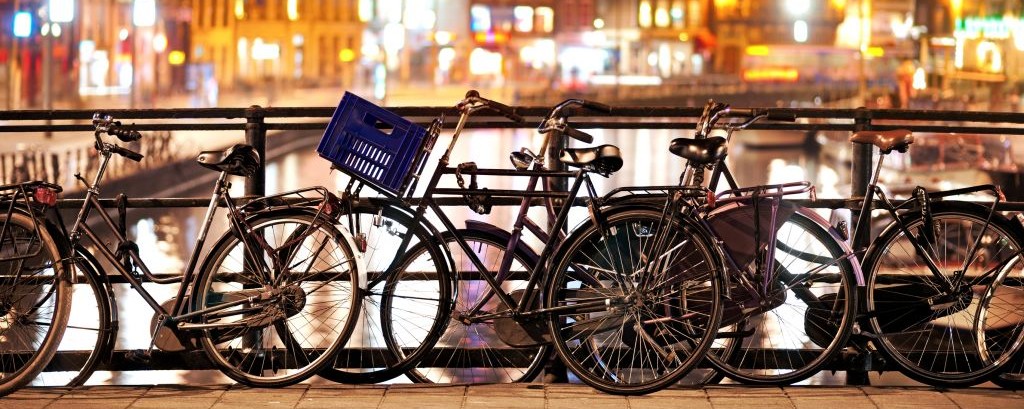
xmin=766 ymin=111 xmax=797 ymax=122
xmin=580 ymin=100 xmax=612 ymax=113
xmin=111 ymin=145 xmax=144 ymax=162
xmin=725 ymin=108 xmax=755 ymax=117
xmin=485 ymin=101 xmax=524 ymax=123
xmin=108 ymin=127 xmax=143 ymax=142
xmin=564 ymin=126 xmax=594 ymax=144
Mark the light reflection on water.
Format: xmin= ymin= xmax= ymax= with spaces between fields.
xmin=52 ymin=127 xmax=858 ymax=386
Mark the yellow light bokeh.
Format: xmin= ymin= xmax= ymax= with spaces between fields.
xmin=168 ymin=50 xmax=186 ymax=65
xmin=339 ymin=48 xmax=356 ymax=62
xmin=746 ymin=45 xmax=770 ymax=56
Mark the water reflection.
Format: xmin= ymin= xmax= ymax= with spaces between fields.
xmin=54 ymin=127 xmax=857 ymax=386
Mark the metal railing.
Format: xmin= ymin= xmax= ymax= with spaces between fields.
xmin=4 ymin=103 xmax=1024 ymax=376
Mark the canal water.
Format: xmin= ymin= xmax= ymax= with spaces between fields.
xmin=41 ymin=126 xmax=983 ymax=387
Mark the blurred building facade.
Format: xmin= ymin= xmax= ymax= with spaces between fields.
xmin=188 ymin=0 xmax=365 ymax=92
xmin=3 ymin=0 xmax=1024 ymax=109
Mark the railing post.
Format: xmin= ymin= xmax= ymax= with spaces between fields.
xmin=850 ymin=107 xmax=873 ymax=251
xmin=245 ymin=105 xmax=267 ymax=197
xmin=847 ymin=106 xmax=874 ymax=386
xmin=547 ymin=134 xmax=569 ymax=232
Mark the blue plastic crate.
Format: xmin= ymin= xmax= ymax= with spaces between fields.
xmin=317 ymin=92 xmax=428 ymax=196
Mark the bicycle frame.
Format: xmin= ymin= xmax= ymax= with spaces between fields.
xmin=60 ymin=144 xmax=283 ymax=337
xmin=348 ymin=106 xmax=605 ymax=324
xmin=853 ymin=150 xmax=1016 ymax=291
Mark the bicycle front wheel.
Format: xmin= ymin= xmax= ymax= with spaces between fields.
xmin=0 ymin=211 xmax=71 ymax=396
xmin=38 ymin=247 xmax=114 ymax=387
xmin=404 ymin=227 xmax=550 ymax=384
xmin=195 ymin=211 xmax=360 ymax=387
xmin=546 ymin=208 xmax=725 ymax=395
xmin=864 ymin=202 xmax=1024 ymax=387
xmin=318 ymin=202 xmax=452 ymax=384
xmin=710 ymin=210 xmax=858 ymax=385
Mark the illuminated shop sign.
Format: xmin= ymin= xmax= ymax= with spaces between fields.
xmin=955 ymin=16 xmax=1020 ymax=39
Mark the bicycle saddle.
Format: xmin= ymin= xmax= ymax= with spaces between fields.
xmin=850 ymin=129 xmax=914 ymax=153
xmin=196 ymin=144 xmax=261 ymax=177
xmin=669 ymin=136 xmax=727 ymax=164
xmin=559 ymin=144 xmax=623 ymax=176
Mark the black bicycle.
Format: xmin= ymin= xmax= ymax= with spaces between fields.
xmin=315 ymin=91 xmax=727 ymax=394
xmin=0 ymin=114 xmax=360 ymax=394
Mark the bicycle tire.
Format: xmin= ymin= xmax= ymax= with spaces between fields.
xmin=0 ymin=211 xmax=72 ymax=396
xmin=42 ymin=247 xmax=115 ymax=387
xmin=402 ymin=227 xmax=551 ymax=384
xmin=708 ymin=210 xmax=858 ymax=385
xmin=318 ymin=202 xmax=452 ymax=384
xmin=984 ymin=284 xmax=1024 ymax=390
xmin=546 ymin=208 xmax=726 ymax=394
xmin=195 ymin=210 xmax=360 ymax=387
xmin=864 ymin=201 xmax=1024 ymax=387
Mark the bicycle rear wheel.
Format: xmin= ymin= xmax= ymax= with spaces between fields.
xmin=546 ymin=208 xmax=725 ymax=394
xmin=864 ymin=202 xmax=1024 ymax=387
xmin=195 ymin=211 xmax=360 ymax=387
xmin=403 ymin=227 xmax=550 ymax=384
xmin=0 ymin=211 xmax=72 ymax=396
xmin=709 ymin=210 xmax=858 ymax=385
xmin=318 ymin=202 xmax=452 ymax=384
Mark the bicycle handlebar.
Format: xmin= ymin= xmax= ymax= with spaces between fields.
xmin=562 ymin=125 xmax=595 ymax=144
xmin=537 ymin=98 xmax=611 ymax=144
xmin=91 ymin=112 xmax=145 ymax=161
xmin=458 ymin=90 xmax=524 ymax=123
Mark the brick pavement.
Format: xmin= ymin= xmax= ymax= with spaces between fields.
xmin=2 ymin=383 xmax=1022 ymax=409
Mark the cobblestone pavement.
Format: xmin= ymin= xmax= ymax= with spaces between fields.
xmin=3 ymin=383 xmax=1022 ymax=409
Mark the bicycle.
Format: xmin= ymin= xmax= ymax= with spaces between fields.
xmin=596 ymin=100 xmax=863 ymax=386
xmin=315 ymin=91 xmax=728 ymax=394
xmin=0 ymin=114 xmax=360 ymax=394
xmin=848 ymin=128 xmax=1024 ymax=387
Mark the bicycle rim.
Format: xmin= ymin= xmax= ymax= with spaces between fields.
xmin=320 ymin=203 xmax=451 ymax=384
xmin=866 ymin=204 xmax=1024 ymax=386
xmin=196 ymin=212 xmax=359 ymax=387
xmin=0 ymin=211 xmax=71 ymax=396
xmin=406 ymin=229 xmax=549 ymax=384
xmin=710 ymin=211 xmax=857 ymax=385
xmin=547 ymin=208 xmax=724 ymax=394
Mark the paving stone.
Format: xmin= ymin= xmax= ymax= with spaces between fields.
xmin=943 ymin=388 xmax=1024 ymax=408
xmin=464 ymin=396 xmax=545 ymax=409
xmin=464 ymin=383 xmax=545 ymax=398
xmin=378 ymin=394 xmax=464 ymax=409
xmin=52 ymin=397 xmax=139 ymax=409
xmin=144 ymin=385 xmax=230 ymax=399
xmin=130 ymin=398 xmax=220 ymax=409
xmin=861 ymin=387 xmax=958 ymax=408
xmin=629 ymin=396 xmax=713 ymax=409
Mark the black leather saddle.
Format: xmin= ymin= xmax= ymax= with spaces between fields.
xmin=558 ymin=144 xmax=623 ymax=176
xmin=196 ymin=144 xmax=261 ymax=177
xmin=669 ymin=136 xmax=728 ymax=164
xmin=850 ymin=129 xmax=914 ymax=153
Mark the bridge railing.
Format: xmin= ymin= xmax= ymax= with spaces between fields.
xmin=3 ymin=104 xmax=1024 ymax=376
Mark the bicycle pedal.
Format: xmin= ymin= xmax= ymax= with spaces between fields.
xmin=125 ymin=349 xmax=153 ymax=364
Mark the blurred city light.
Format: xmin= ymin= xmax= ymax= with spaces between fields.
xmin=133 ymin=0 xmax=156 ymax=27
xmin=48 ymin=0 xmax=75 ymax=23
xmin=13 ymin=11 xmax=32 ymax=38
xmin=786 ymin=0 xmax=810 ymax=16
xmin=167 ymin=50 xmax=185 ymax=65
xmin=153 ymin=33 xmax=167 ymax=53
xmin=794 ymin=20 xmax=808 ymax=43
